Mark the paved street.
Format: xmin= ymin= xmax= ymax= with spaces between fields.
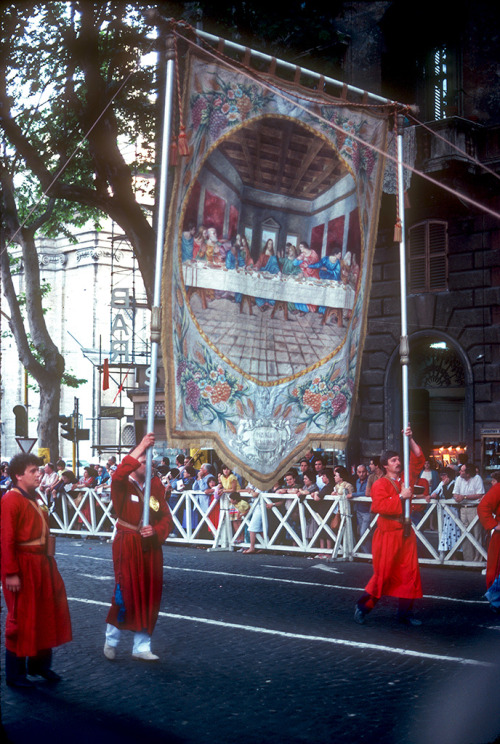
xmin=2 ymin=539 xmax=500 ymax=744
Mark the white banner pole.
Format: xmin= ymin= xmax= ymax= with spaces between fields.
xmin=143 ymin=34 xmax=175 ymax=526
xmin=396 ymin=115 xmax=411 ymax=532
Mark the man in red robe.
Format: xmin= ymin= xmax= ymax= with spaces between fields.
xmin=477 ymin=479 xmax=500 ymax=592
xmin=354 ymin=426 xmax=425 ymax=626
xmin=104 ymin=433 xmax=173 ymax=661
xmin=1 ymin=453 xmax=72 ymax=688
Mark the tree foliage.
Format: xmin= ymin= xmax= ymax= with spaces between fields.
xmin=0 ymin=2 xmax=161 ymax=457
xmin=0 ymin=2 xmax=160 ymax=297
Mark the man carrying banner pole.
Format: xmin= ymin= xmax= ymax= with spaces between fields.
xmin=353 ymin=426 xmax=425 ymax=625
xmin=104 ymin=31 xmax=176 ymax=662
xmin=354 ymin=115 xmax=425 ymax=626
xmin=104 ymin=433 xmax=173 ymax=661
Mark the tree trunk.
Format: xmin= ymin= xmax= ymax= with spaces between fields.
xmin=1 ymin=168 xmax=66 ymax=462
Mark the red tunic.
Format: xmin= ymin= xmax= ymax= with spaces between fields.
xmin=1 ymin=489 xmax=72 ymax=657
xmin=364 ymin=450 xmax=425 ymax=600
xmin=106 ymin=456 xmax=173 ymax=635
xmin=477 ymin=483 xmax=500 ymax=588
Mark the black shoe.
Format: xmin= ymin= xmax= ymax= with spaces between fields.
xmin=398 ymin=615 xmax=422 ymax=627
xmin=38 ymin=669 xmax=62 ymax=682
xmin=6 ymin=676 xmax=36 ymax=689
xmin=354 ymin=606 xmax=366 ymax=625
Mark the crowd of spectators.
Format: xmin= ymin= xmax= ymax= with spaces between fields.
xmin=2 ymin=447 xmax=498 ymax=563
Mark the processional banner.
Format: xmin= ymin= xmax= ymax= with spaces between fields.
xmin=163 ymin=48 xmax=389 ymax=490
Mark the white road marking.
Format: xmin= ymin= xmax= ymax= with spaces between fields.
xmin=312 ymin=564 xmax=342 ymax=574
xmin=78 ymin=573 xmax=114 ymax=581
xmin=60 ymin=553 xmax=488 ymax=605
xmin=66 ymin=596 xmax=492 ymax=667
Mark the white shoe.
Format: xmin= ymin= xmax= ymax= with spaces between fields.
xmin=132 ymin=651 xmax=159 ymax=661
xmin=103 ymin=643 xmax=116 ymax=660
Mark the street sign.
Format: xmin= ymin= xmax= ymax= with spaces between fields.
xmin=15 ymin=437 xmax=38 ymax=453
xmin=100 ymin=406 xmax=125 ymax=418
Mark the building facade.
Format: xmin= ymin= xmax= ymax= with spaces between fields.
xmin=340 ymin=1 xmax=500 ymax=474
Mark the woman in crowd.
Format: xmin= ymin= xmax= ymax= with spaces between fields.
xmin=427 ymin=467 xmax=461 ymax=554
xmin=333 ymin=466 xmax=354 ymax=498
xmin=309 ymin=469 xmax=338 ymax=559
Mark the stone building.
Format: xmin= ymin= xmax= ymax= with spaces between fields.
xmin=2 ymin=2 xmax=499 ymax=476
xmin=0 ymin=229 xmax=151 ymax=464
xmin=340 ymin=1 xmax=500 ymax=474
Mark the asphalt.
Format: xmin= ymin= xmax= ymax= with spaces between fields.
xmin=2 ymin=539 xmax=500 ymax=744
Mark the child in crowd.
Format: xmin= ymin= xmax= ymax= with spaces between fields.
xmin=228 ymin=491 xmax=250 ymax=544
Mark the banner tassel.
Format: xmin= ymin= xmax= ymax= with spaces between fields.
xmin=178 ymin=126 xmax=190 ymax=157
xmin=394 ymin=219 xmax=402 ymax=243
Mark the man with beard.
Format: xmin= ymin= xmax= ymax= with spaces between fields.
xmin=354 ymin=426 xmax=425 ymax=626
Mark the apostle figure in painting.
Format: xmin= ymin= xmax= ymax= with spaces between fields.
xmin=206 ymin=226 xmax=224 ymax=266
xmin=225 ymin=235 xmax=245 ymax=270
xmin=193 ymin=225 xmax=208 ymax=260
xmin=181 ymin=223 xmax=196 ymax=262
xmin=240 ymin=236 xmax=254 ymax=268
xmin=308 ymin=249 xmax=342 ymax=281
xmin=280 ymin=243 xmax=301 ymax=277
xmin=293 ymin=240 xmax=320 ymax=312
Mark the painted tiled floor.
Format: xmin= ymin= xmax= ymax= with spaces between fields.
xmin=189 ymin=295 xmax=347 ymax=381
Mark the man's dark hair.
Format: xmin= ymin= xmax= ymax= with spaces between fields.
xmin=8 ymin=453 xmax=42 ymax=484
xmin=313 ymin=456 xmax=324 ymax=467
xmin=380 ymin=450 xmax=399 ymax=469
xmin=285 ymin=470 xmax=297 ymax=481
xmin=464 ymin=463 xmax=476 ymax=478
xmin=370 ymin=456 xmax=380 ymax=467
xmin=176 ymin=453 xmax=185 ymax=465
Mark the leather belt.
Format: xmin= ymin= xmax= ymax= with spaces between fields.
xmin=380 ymin=514 xmax=404 ymax=523
xmin=117 ymin=518 xmax=141 ymax=532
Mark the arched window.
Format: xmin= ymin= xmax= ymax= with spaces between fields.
xmin=408 ymin=220 xmax=448 ymax=293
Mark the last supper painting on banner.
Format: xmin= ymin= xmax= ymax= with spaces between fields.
xmin=163 ymin=49 xmax=389 ymax=490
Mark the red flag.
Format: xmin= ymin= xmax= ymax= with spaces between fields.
xmin=102 ymin=358 xmax=110 ymax=391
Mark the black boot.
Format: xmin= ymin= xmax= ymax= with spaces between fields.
xmin=5 ymin=650 xmax=35 ymax=688
xmin=27 ymin=649 xmax=61 ymax=682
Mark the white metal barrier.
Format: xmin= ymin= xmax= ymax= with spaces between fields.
xmin=45 ymin=489 xmax=487 ymax=567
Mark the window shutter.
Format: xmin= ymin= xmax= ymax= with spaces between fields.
xmin=409 ymin=223 xmax=426 ymax=292
xmin=409 ymin=221 xmax=447 ymax=292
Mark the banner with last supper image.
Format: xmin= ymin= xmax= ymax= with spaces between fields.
xmin=163 ymin=50 xmax=388 ymax=490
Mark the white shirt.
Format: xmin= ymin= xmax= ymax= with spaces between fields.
xmin=453 ymin=474 xmax=484 ymax=503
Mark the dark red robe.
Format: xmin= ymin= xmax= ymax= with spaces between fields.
xmin=1 ymin=489 xmax=72 ymax=657
xmin=364 ymin=450 xmax=425 ymax=600
xmin=477 ymin=483 xmax=500 ymax=588
xmin=106 ymin=456 xmax=173 ymax=635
